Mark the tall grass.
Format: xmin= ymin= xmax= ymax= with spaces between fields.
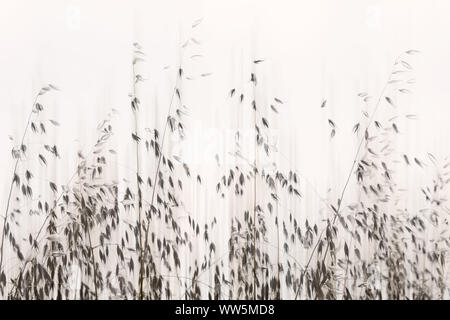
xmin=0 ymin=40 xmax=447 ymax=300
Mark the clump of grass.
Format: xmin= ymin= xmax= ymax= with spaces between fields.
xmin=8 ymin=109 xmax=118 ymax=300
xmin=0 ymin=85 xmax=60 ymax=298
xmin=122 ymin=23 xmax=213 ymax=299
xmin=292 ymin=49 xmax=449 ymax=300
xmin=212 ymin=58 xmax=302 ymax=300
xmin=0 ymin=42 xmax=448 ymax=300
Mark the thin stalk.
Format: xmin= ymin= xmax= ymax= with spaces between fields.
xmin=276 ymin=201 xmax=281 ymax=299
xmin=133 ymin=60 xmax=145 ymax=300
xmin=34 ymin=171 xmax=77 ymax=241
xmin=294 ymin=56 xmax=400 ymax=300
xmin=253 ymin=114 xmax=257 ymax=300
xmin=342 ymin=217 xmax=356 ymax=299
xmin=80 ymin=173 xmax=100 ymax=299
xmin=0 ymin=93 xmax=39 ymax=276
xmin=141 ymin=65 xmax=180 ymax=298
xmin=16 ymin=121 xmax=111 ymax=292
xmin=252 ymin=70 xmax=258 ymax=300
xmin=87 ymin=226 xmax=98 ymax=299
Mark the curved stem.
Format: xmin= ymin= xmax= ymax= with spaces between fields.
xmin=140 ymin=65 xmax=180 ymax=299
xmin=294 ymin=55 xmax=400 ymax=299
xmin=0 ymin=93 xmax=39 ymax=279
xmin=133 ymin=60 xmax=145 ymax=300
xmin=87 ymin=225 xmax=98 ymax=300
xmin=253 ymin=91 xmax=257 ymax=300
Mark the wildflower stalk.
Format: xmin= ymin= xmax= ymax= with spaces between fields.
xmin=253 ymin=78 xmax=258 ymax=300
xmin=0 ymin=92 xmax=39 ymax=278
xmin=140 ymin=72 xmax=179 ymax=298
xmin=14 ymin=114 xmax=113 ymax=299
xmin=87 ymin=226 xmax=98 ymax=299
xmin=132 ymin=54 xmax=144 ymax=300
xmin=294 ymin=55 xmax=401 ymax=300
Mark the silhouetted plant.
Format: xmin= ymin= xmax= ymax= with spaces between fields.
xmin=213 ymin=58 xmax=302 ymax=300
xmin=123 ymin=21 xmax=211 ymax=300
xmin=1 ymin=42 xmax=449 ymax=301
xmin=0 ymin=85 xmax=60 ymax=298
